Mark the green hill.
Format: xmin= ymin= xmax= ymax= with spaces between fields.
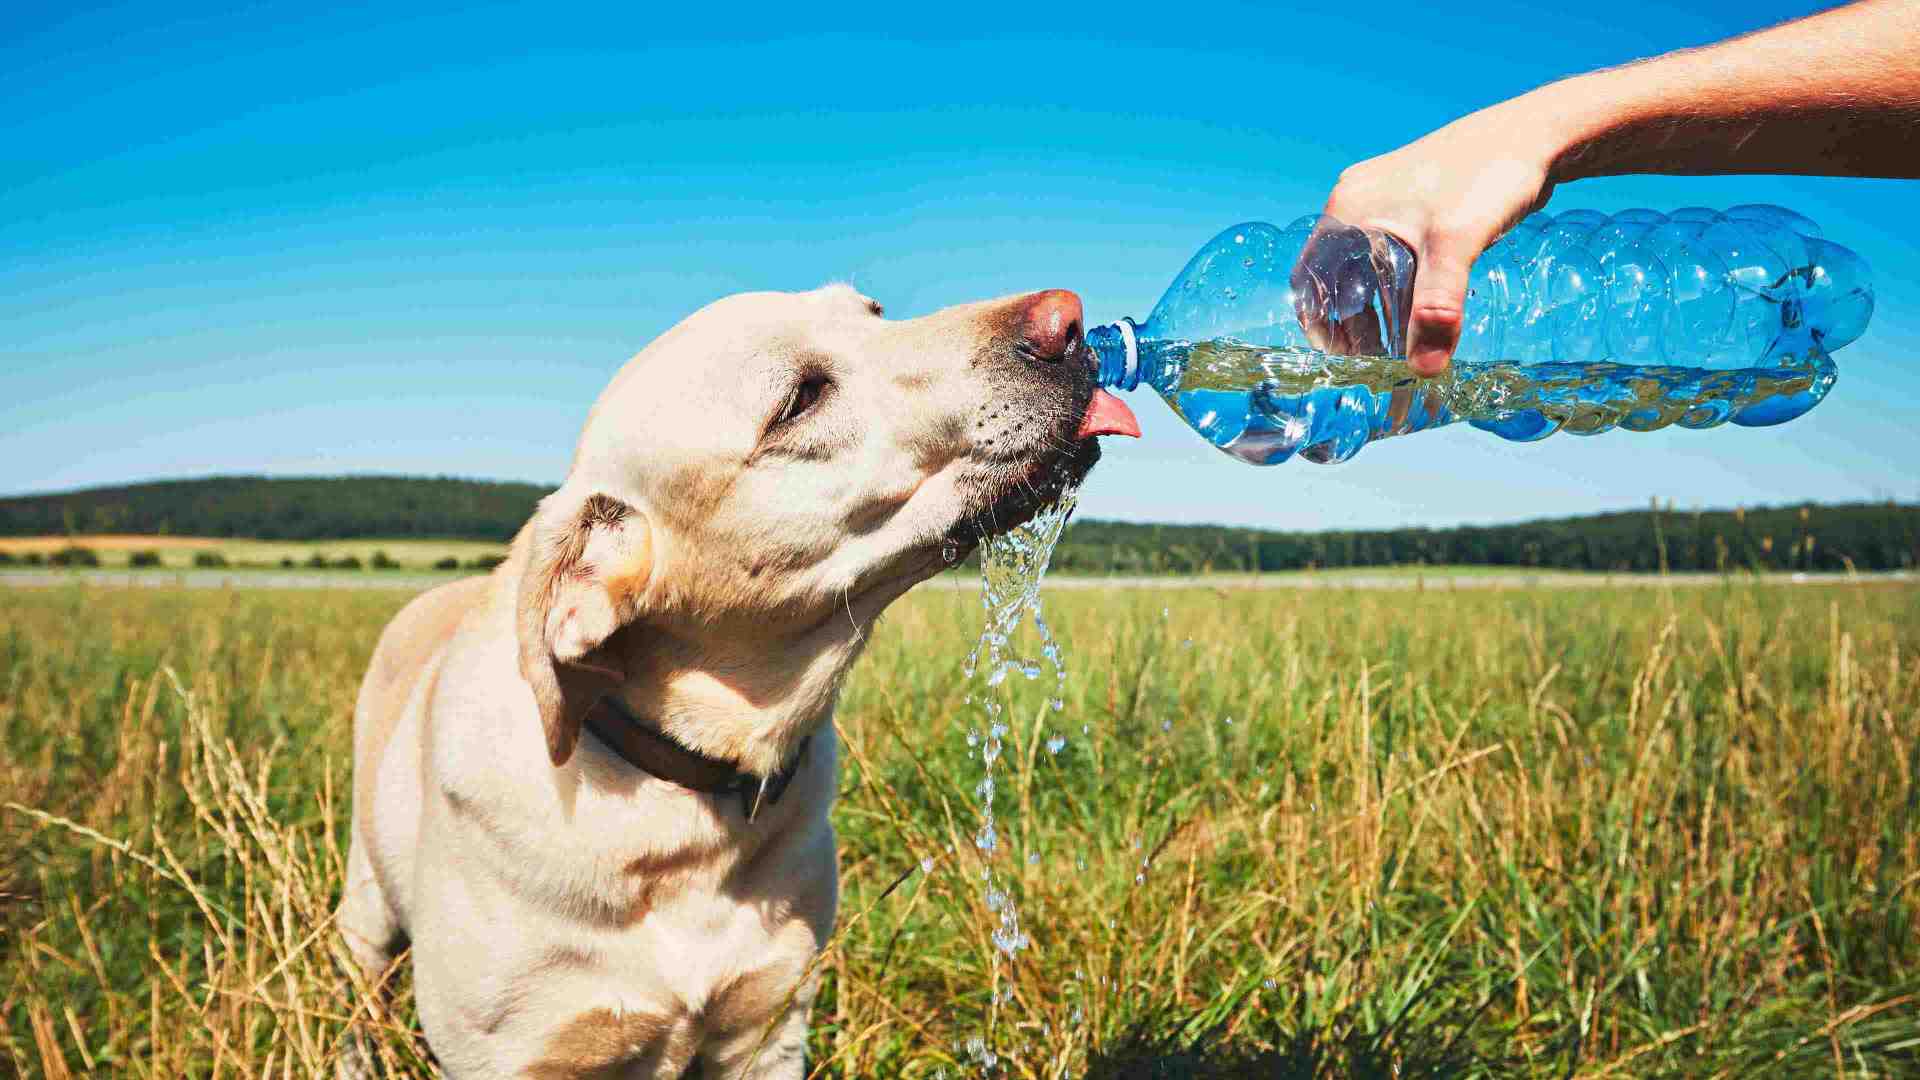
xmin=1049 ymin=503 xmax=1920 ymax=575
xmin=0 ymin=475 xmax=548 ymax=541
xmin=2 ymin=475 xmax=1915 ymax=573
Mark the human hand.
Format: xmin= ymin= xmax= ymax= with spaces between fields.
xmin=1316 ymin=107 xmax=1561 ymax=375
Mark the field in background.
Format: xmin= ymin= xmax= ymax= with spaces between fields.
xmin=0 ymin=533 xmax=1646 ymax=581
xmin=3 ymin=579 xmax=1917 ymax=1077
xmin=0 ymin=535 xmax=506 ymax=571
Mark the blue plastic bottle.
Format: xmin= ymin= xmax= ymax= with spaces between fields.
xmin=1086 ymin=206 xmax=1873 ymax=465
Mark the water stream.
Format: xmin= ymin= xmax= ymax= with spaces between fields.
xmin=956 ymin=480 xmax=1081 ymax=1073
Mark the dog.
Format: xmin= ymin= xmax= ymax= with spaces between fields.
xmin=337 ymin=283 xmax=1140 ymax=1078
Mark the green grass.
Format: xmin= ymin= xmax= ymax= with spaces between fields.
xmin=3 ymin=578 xmax=1917 ymax=1076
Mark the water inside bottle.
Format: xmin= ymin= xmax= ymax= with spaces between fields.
xmin=1141 ymin=337 xmax=1834 ymax=466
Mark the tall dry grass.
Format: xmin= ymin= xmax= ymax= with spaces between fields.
xmin=3 ymin=579 xmax=1916 ymax=1077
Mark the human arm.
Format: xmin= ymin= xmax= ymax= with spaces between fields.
xmin=1321 ymin=0 xmax=1920 ymax=375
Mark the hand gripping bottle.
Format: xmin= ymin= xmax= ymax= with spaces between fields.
xmin=1085 ymin=206 xmax=1872 ymax=465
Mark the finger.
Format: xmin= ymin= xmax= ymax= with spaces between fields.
xmin=1293 ymin=219 xmax=1386 ymax=355
xmin=1333 ymin=305 xmax=1385 ymax=357
xmin=1406 ymin=235 xmax=1479 ymax=377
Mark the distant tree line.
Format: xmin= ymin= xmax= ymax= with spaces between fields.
xmin=2 ymin=476 xmax=1915 ymax=574
xmin=1050 ymin=502 xmax=1920 ymax=574
xmin=0 ymin=476 xmax=548 ymax=541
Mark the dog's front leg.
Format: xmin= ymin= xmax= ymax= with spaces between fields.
xmin=694 ymin=967 xmax=819 ymax=1080
xmin=335 ymin=828 xmax=408 ymax=1078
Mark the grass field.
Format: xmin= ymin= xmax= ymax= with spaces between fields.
xmin=0 ymin=535 xmax=507 ymax=571
xmin=0 ymin=534 xmax=1614 ymax=582
xmin=3 ymin=576 xmax=1917 ymax=1077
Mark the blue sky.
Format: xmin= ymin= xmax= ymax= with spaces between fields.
xmin=5 ymin=0 xmax=1914 ymax=530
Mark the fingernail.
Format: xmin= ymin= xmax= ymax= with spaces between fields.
xmin=1409 ymin=323 xmax=1455 ymax=376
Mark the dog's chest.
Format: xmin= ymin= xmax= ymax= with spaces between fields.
xmin=464 ymin=813 xmax=835 ymax=1078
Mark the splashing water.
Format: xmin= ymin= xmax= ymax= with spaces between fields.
xmin=958 ymin=480 xmax=1081 ymax=1071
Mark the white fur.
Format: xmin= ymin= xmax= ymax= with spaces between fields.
xmin=338 ymin=283 xmax=1094 ymax=1078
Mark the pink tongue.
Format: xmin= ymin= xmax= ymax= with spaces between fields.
xmin=1076 ymin=389 xmax=1141 ymax=439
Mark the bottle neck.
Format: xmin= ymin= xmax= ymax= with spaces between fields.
xmin=1086 ymin=319 xmax=1141 ymax=391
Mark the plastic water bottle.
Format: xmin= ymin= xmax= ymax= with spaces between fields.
xmin=1086 ymin=206 xmax=1873 ymax=465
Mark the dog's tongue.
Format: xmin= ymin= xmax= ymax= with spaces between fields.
xmin=1076 ymin=389 xmax=1141 ymax=439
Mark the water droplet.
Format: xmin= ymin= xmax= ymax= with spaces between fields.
xmin=1233 ymin=233 xmax=1246 ymax=244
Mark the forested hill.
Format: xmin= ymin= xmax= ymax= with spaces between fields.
xmin=1050 ymin=504 xmax=1920 ymax=575
xmin=0 ymin=476 xmax=549 ymax=541
xmin=2 ymin=476 xmax=1916 ymax=572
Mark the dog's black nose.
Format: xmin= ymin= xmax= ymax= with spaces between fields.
xmin=1018 ymin=289 xmax=1084 ymax=363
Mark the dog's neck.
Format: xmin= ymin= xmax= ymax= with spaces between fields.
xmin=602 ymin=619 xmax=865 ymax=778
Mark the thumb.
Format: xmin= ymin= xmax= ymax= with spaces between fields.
xmin=1406 ymin=230 xmax=1485 ymax=377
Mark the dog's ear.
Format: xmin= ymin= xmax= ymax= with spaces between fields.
xmin=515 ymin=488 xmax=654 ymax=767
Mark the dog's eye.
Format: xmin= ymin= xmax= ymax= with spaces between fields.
xmin=775 ymin=375 xmax=829 ymax=426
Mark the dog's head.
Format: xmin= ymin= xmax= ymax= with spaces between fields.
xmin=514 ymin=284 xmax=1137 ymax=771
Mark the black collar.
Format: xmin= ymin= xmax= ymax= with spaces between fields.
xmin=582 ymin=695 xmax=811 ymax=823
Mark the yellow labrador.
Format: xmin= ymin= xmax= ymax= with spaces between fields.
xmin=338 ymin=284 xmax=1139 ymax=1078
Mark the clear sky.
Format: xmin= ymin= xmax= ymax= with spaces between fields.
xmin=5 ymin=0 xmax=1915 ymax=530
